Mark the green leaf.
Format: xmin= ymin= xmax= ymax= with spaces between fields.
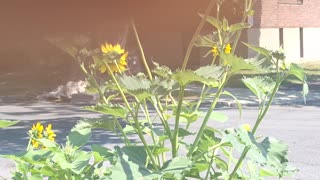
xmin=153 ymin=147 xmax=170 ymax=156
xmin=199 ymin=14 xmax=221 ymax=29
xmin=68 ymin=127 xmax=91 ymax=147
xmin=220 ymin=54 xmax=259 ymax=74
xmin=71 ymin=151 xmax=92 ymax=174
xmin=222 ymin=91 xmax=242 ymax=119
xmin=92 ymin=144 xmax=115 ymax=163
xmin=243 ymin=42 xmax=273 ymax=60
xmin=222 ymin=18 xmax=229 ymax=32
xmin=194 ymin=65 xmax=223 ymax=80
xmin=121 ymin=146 xmax=148 ymax=166
xmin=37 ymin=139 xmax=59 ymax=150
xmin=118 ymin=74 xmax=151 ymax=91
xmin=214 ymin=156 xmax=228 ymax=170
xmin=209 ymin=111 xmax=228 ymax=122
xmin=152 ymin=62 xmax=173 ymax=78
xmin=303 ymin=81 xmax=309 ymax=104
xmin=287 ymin=63 xmax=305 ymax=82
xmin=195 ymin=33 xmax=218 ymax=47
xmin=161 ymin=157 xmax=192 ymax=175
xmin=0 ymin=120 xmax=19 ymax=128
xmin=230 ymin=23 xmax=251 ymax=32
xmin=172 ymin=70 xmax=208 ymax=87
xmin=242 ymin=76 xmax=276 ymax=102
xmin=177 ymin=128 xmax=195 ymax=137
xmin=111 ymin=147 xmax=156 ymax=180
xmin=84 ymin=104 xmax=127 ymax=118
xmin=78 ymin=116 xmax=115 ymax=131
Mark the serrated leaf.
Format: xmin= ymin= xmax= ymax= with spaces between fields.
xmin=220 ymin=53 xmax=258 ymax=74
xmin=194 ymin=65 xmax=223 ymax=80
xmin=84 ymin=104 xmax=127 ymax=118
xmin=118 ymin=74 xmax=151 ymax=91
xmin=199 ymin=14 xmax=221 ymax=29
xmin=172 ymin=70 xmax=210 ymax=87
xmin=242 ymin=76 xmax=276 ymax=102
xmin=0 ymin=120 xmax=19 ymax=128
xmin=243 ymin=42 xmax=272 ymax=60
xmin=195 ymin=33 xmax=218 ymax=47
xmin=152 ymin=62 xmax=173 ymax=78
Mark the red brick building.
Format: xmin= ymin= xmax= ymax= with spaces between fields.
xmin=249 ymin=0 xmax=320 ymax=61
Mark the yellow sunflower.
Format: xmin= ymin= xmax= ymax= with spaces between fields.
xmin=29 ymin=122 xmax=56 ymax=149
xmin=45 ymin=124 xmax=56 ymax=142
xmin=99 ymin=43 xmax=128 ymax=74
xmin=31 ymin=122 xmax=44 ymax=148
xmin=224 ymin=43 xmax=232 ymax=54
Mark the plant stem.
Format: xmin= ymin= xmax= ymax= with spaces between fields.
xmin=152 ymin=97 xmax=173 ymax=139
xmin=113 ymin=116 xmax=131 ymax=145
xmin=104 ymin=63 xmax=159 ymax=170
xmin=231 ymin=0 xmax=253 ymax=53
xmin=131 ymin=19 xmax=153 ymax=80
xmin=181 ymin=0 xmax=216 ymax=70
xmin=229 ymin=59 xmax=283 ymax=178
xmin=188 ymin=74 xmax=228 ymax=157
xmin=172 ymin=86 xmax=185 ymax=157
xmin=228 ymin=146 xmax=250 ymax=180
xmin=142 ymin=101 xmax=157 ymax=145
xmin=252 ymin=78 xmax=282 ymax=134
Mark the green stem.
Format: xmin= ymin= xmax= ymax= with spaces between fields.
xmin=252 ymin=78 xmax=282 ymax=134
xmin=172 ymin=86 xmax=185 ymax=158
xmin=229 ymin=57 xmax=283 ymax=178
xmin=104 ymin=63 xmax=159 ymax=170
xmin=231 ymin=0 xmax=253 ymax=53
xmin=131 ymin=19 xmax=153 ymax=80
xmin=205 ymin=148 xmax=218 ymax=180
xmin=26 ymin=137 xmax=32 ymax=151
xmin=181 ymin=0 xmax=216 ymax=70
xmin=228 ymin=146 xmax=250 ymax=180
xmin=113 ymin=116 xmax=131 ymax=145
xmin=79 ymin=63 xmax=108 ymax=104
xmin=188 ymin=74 xmax=228 ymax=157
xmin=142 ymin=101 xmax=157 ymax=145
xmin=153 ymin=97 xmax=173 ymax=139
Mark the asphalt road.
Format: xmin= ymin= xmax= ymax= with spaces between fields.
xmin=0 ymin=102 xmax=319 ymax=179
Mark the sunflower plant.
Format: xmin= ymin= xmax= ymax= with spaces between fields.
xmin=2 ymin=0 xmax=308 ymax=179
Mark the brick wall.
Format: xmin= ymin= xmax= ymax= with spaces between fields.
xmin=253 ymin=0 xmax=320 ymax=28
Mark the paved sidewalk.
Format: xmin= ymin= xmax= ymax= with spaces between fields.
xmin=0 ymin=87 xmax=319 ymax=179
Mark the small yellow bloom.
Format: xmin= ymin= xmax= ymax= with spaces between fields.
xmin=31 ymin=122 xmax=44 ymax=148
xmin=99 ymin=43 xmax=128 ymax=74
xmin=211 ymin=46 xmax=219 ymax=56
xmin=242 ymin=124 xmax=251 ymax=132
xmin=224 ymin=44 xmax=232 ymax=54
xmin=45 ymin=124 xmax=56 ymax=142
xmin=30 ymin=122 xmax=56 ymax=149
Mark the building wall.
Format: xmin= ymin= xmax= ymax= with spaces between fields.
xmin=249 ymin=0 xmax=320 ymax=61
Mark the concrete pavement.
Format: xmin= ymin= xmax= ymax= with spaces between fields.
xmin=0 ymin=87 xmax=319 ymax=179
